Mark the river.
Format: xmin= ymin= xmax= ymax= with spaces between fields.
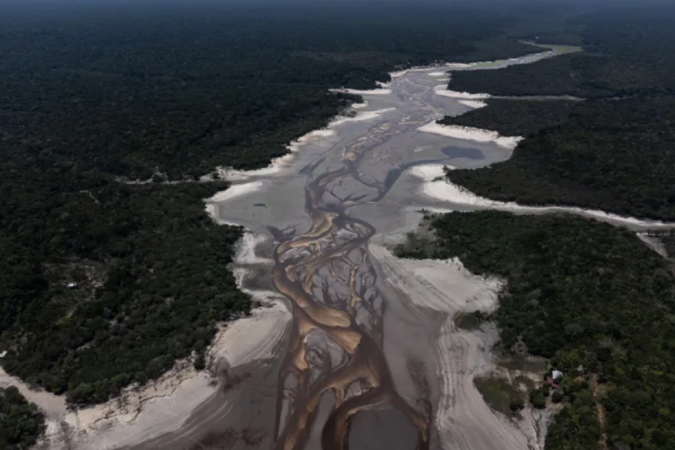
xmin=121 ymin=45 xmax=635 ymax=450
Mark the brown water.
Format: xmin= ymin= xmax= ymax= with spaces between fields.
xmin=272 ymin=152 xmax=430 ymax=450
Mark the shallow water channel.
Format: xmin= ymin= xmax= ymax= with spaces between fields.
xmin=129 ymin=46 xmax=580 ymax=450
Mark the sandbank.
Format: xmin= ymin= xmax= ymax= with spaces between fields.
xmin=433 ymin=86 xmax=491 ymax=100
xmin=329 ymin=108 xmax=396 ymax=127
xmin=331 ymin=88 xmax=392 ymax=96
xmin=216 ymin=128 xmax=337 ymax=182
xmin=370 ymin=245 xmax=543 ymax=449
xmin=417 ymin=122 xmax=523 ymax=150
xmin=411 ymin=164 xmax=674 ymax=228
xmin=458 ymin=99 xmax=488 ymax=109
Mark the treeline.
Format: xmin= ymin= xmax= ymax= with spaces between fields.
xmin=0 ymin=4 xmax=547 ymax=406
xmin=1 ymin=180 xmax=251 ymax=406
xmin=0 ymin=386 xmax=45 ymax=450
xmin=0 ymin=6 xmax=541 ymax=181
xmin=397 ymin=211 xmax=675 ymax=450
xmin=448 ymin=96 xmax=675 ymax=220
xmin=439 ymin=99 xmax=577 ymax=136
xmin=448 ymin=6 xmax=675 ymax=98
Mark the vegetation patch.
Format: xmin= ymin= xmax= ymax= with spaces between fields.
xmin=0 ymin=386 xmax=45 ymax=450
xmin=454 ymin=311 xmax=489 ymax=331
xmin=475 ymin=376 xmax=525 ymax=416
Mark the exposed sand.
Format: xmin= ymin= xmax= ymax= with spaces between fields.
xmin=458 ymin=99 xmax=488 ymax=109
xmin=370 ymin=245 xmax=546 ymax=449
xmin=428 ymin=71 xmax=447 ymax=77
xmin=24 ymin=228 xmax=290 ymax=450
xmin=215 ymin=128 xmax=337 ymax=182
xmin=411 ymin=164 xmax=674 ymax=229
xmin=0 ymin=369 xmax=66 ymax=421
xmin=443 ymin=50 xmax=555 ymax=72
xmin=329 ymin=108 xmax=397 ymax=127
xmin=637 ymin=233 xmax=669 ymax=258
xmin=331 ymin=88 xmax=393 ymax=95
xmin=208 ymin=181 xmax=265 ymax=203
xmin=389 ymin=66 xmax=435 ymax=78
xmin=433 ymin=86 xmax=491 ymax=100
xmin=417 ymin=122 xmax=523 ymax=150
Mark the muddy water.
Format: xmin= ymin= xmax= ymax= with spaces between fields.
xmin=127 ymin=48 xmax=569 ymax=450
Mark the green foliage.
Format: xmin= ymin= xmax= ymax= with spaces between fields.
xmin=449 ymin=7 xmax=675 ymax=98
xmin=546 ymin=379 xmax=600 ymax=450
xmin=529 ymin=386 xmax=549 ymax=409
xmin=449 ymin=96 xmax=675 ymax=220
xmin=440 ymin=99 xmax=577 ymax=137
xmin=409 ymin=211 xmax=675 ymax=450
xmin=474 ymin=377 xmax=525 ymax=416
xmin=0 ymin=182 xmax=251 ymax=405
xmin=0 ymin=386 xmax=45 ymax=450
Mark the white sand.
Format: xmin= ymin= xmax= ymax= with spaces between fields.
xmin=47 ymin=290 xmax=290 ymax=450
xmin=370 ymin=245 xmax=543 ymax=449
xmin=458 ymin=99 xmax=488 ymax=109
xmin=352 ymin=101 xmax=369 ymax=109
xmin=216 ymin=129 xmax=336 ymax=182
xmin=234 ymin=232 xmax=274 ymax=266
xmin=21 ymin=228 xmax=290 ymax=450
xmin=428 ymin=71 xmax=447 ymax=77
xmin=417 ymin=122 xmax=523 ymax=150
xmin=329 ymin=108 xmax=396 ymax=127
xmin=207 ymin=181 xmax=264 ymax=203
xmin=443 ymin=49 xmax=555 ymax=72
xmin=434 ymin=86 xmax=491 ymax=100
xmin=0 ymin=368 xmax=67 ymax=420
xmin=390 ymin=67 xmax=422 ymax=78
xmin=331 ymin=88 xmax=392 ymax=96
xmin=411 ymin=164 xmax=673 ymax=228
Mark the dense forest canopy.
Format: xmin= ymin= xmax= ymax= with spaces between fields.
xmin=439 ymin=99 xmax=577 ymax=137
xmin=0 ymin=4 xmax=550 ymax=408
xmin=397 ymin=212 xmax=675 ymax=450
xmin=445 ymin=96 xmax=675 ymax=220
xmin=441 ymin=5 xmax=675 ymax=220
xmin=0 ymin=386 xmax=45 ymax=450
xmin=449 ymin=6 xmax=675 ymax=98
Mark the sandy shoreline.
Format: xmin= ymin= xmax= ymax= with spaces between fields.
xmin=411 ymin=164 xmax=674 ymax=228
xmin=434 ymin=86 xmax=491 ymax=100
xmin=331 ymin=87 xmax=392 ymax=95
xmin=212 ymin=128 xmax=337 ymax=182
xmin=417 ymin=122 xmax=523 ymax=150
xmin=13 ymin=228 xmax=289 ymax=450
xmin=458 ymin=99 xmax=487 ymax=109
xmin=370 ymin=245 xmax=549 ymax=449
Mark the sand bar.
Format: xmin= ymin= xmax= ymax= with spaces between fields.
xmin=412 ymin=164 xmax=674 ymax=228
xmin=417 ymin=122 xmax=523 ymax=150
